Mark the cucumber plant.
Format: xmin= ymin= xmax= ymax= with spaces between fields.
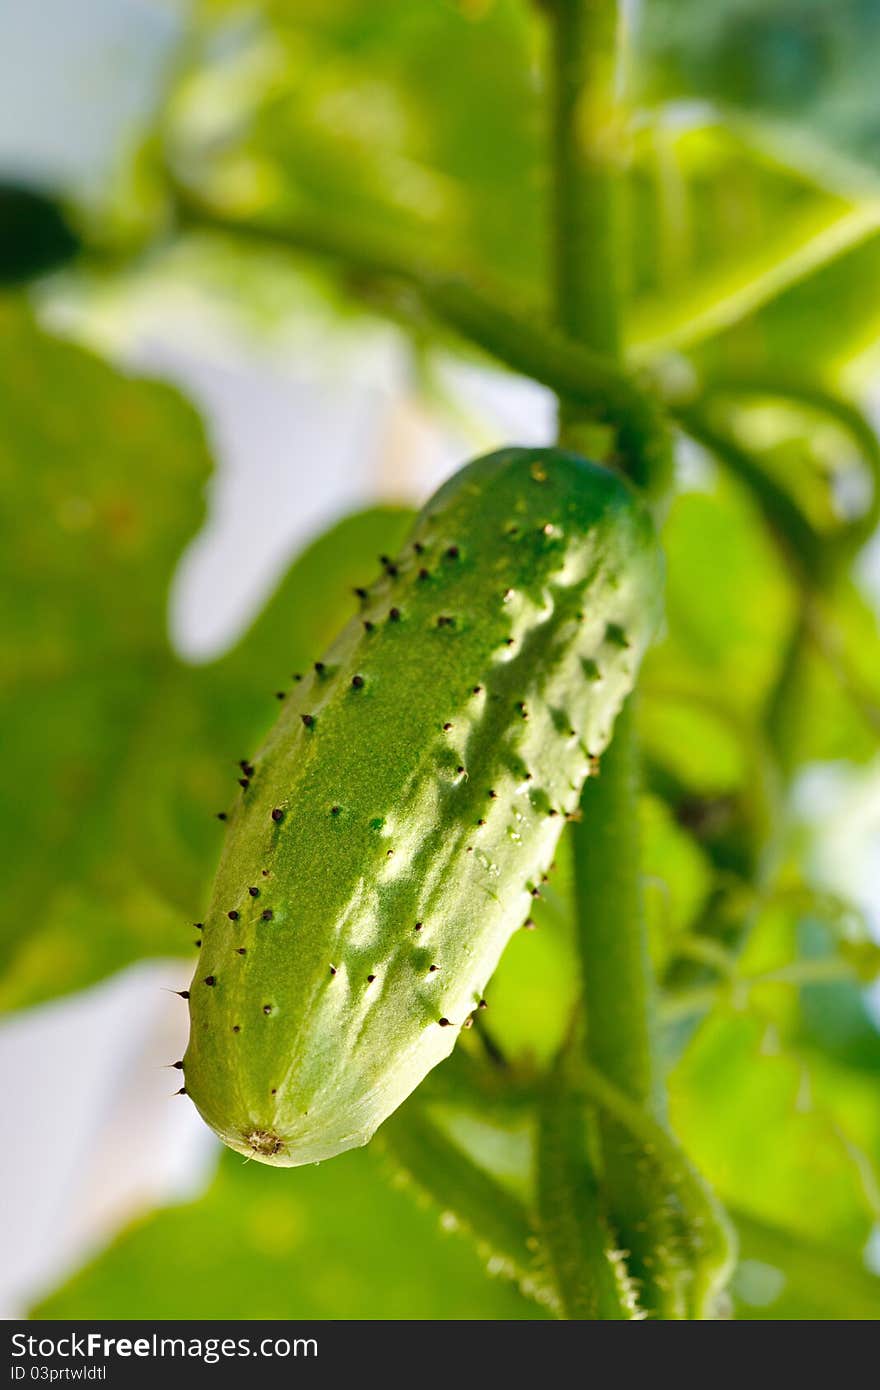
xmin=155 ymin=0 xmax=880 ymax=1322
xmin=174 ymin=0 xmax=741 ymax=1320
xmin=6 ymin=0 xmax=880 ymax=1329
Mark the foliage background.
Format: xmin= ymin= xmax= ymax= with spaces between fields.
xmin=2 ymin=0 xmax=880 ymax=1319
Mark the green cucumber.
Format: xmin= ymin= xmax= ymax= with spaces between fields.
xmin=184 ymin=447 xmax=662 ymax=1166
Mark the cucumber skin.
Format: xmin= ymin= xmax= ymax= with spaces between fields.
xmin=184 ymin=448 xmax=662 ymax=1166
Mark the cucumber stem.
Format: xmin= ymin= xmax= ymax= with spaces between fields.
xmin=549 ymin=0 xmax=679 ymax=1316
xmin=573 ymin=701 xmax=662 ymax=1117
xmin=551 ymin=0 xmax=624 ymax=362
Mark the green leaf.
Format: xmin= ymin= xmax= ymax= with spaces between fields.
xmin=0 ymin=299 xmax=415 ymax=1009
xmin=177 ymin=0 xmax=546 ymax=291
xmin=641 ymin=793 xmax=714 ymax=969
xmin=627 ymin=114 xmax=868 ymax=357
xmin=0 ymin=300 xmax=209 ymax=1008
xmin=732 ymin=1210 xmax=880 ymax=1321
xmin=156 ymin=0 xmax=880 ymax=381
xmin=673 ymin=127 xmax=880 ymax=377
xmin=643 ymin=480 xmax=798 ymax=721
xmin=638 ymin=0 xmax=880 ymax=173
xmin=31 ymin=1143 xmax=545 ymax=1320
xmin=671 ymin=1010 xmax=877 ymax=1253
xmin=768 ymin=578 xmax=880 ymax=772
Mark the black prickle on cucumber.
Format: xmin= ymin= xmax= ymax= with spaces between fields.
xmin=184 ymin=447 xmax=663 ymax=1165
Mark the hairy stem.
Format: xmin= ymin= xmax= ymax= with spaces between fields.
xmin=573 ymin=1062 xmax=737 ymax=1318
xmin=551 ymin=0 xmax=624 ymax=361
xmin=574 ymin=702 xmax=661 ymax=1113
xmin=550 ymin=0 xmax=682 ymax=1317
xmin=380 ymin=1106 xmax=555 ymax=1311
xmin=537 ymin=1058 xmax=642 ymax=1319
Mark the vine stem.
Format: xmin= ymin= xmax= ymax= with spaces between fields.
xmin=549 ymin=0 xmax=681 ymax=1316
xmin=551 ymin=0 xmax=624 ymax=363
xmin=573 ymin=702 xmax=661 ymax=1113
xmin=171 ymin=186 xmax=672 ymax=498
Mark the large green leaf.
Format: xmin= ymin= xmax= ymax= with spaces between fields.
xmin=638 ymin=0 xmax=880 ymax=176
xmin=644 ymin=479 xmax=797 ymax=721
xmin=156 ymin=6 xmax=875 ymax=370
xmin=627 ymin=115 xmax=867 ymax=357
xmin=31 ymin=1142 xmax=544 ymax=1320
xmin=179 ymin=0 xmax=545 ymax=290
xmin=732 ymin=1210 xmax=880 ymax=1320
xmin=671 ymin=1009 xmax=877 ymax=1254
xmin=0 ymin=299 xmax=209 ymax=1008
xmin=690 ymin=217 xmax=880 ymax=381
xmin=771 ymin=578 xmax=880 ymax=770
xmin=0 ymin=301 xmax=414 ymax=1010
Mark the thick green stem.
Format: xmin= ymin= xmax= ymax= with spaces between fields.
xmin=574 ymin=704 xmax=684 ymax=1314
xmin=379 ymin=1107 xmax=555 ymax=1310
xmin=537 ymin=1057 xmax=642 ymax=1319
xmin=549 ymin=0 xmax=680 ymax=1316
xmin=573 ymin=702 xmax=661 ymax=1116
xmin=551 ymin=0 xmax=624 ymax=362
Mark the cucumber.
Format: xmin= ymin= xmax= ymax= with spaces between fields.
xmin=184 ymin=447 xmax=662 ymax=1165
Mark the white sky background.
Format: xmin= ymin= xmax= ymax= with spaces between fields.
xmin=0 ymin=0 xmax=879 ymax=1317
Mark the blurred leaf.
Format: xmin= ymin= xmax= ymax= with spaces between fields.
xmin=671 ymin=1009 xmax=877 ymax=1253
xmin=641 ymin=697 xmax=749 ymax=797
xmin=178 ymin=0 xmax=546 ymax=290
xmin=31 ymin=1143 xmax=545 ymax=1319
xmin=692 ymin=221 xmax=880 ymax=381
xmin=798 ymin=966 xmax=880 ymax=1074
xmin=705 ymin=396 xmax=874 ymax=542
xmin=732 ymin=905 xmax=880 ymax=1204
xmin=643 ymin=478 xmax=797 ymax=719
xmin=771 ymin=580 xmax=880 ymax=771
xmin=732 ymin=1210 xmax=880 ymax=1320
xmin=638 ymin=0 xmax=880 ymax=177
xmin=633 ymin=2 xmax=880 ymax=370
xmin=165 ymin=7 xmax=877 ymax=364
xmin=641 ymin=793 xmax=714 ymax=969
xmin=628 ymin=114 xmax=868 ymax=357
xmin=0 ymin=301 xmax=414 ymax=1009
xmin=0 ymin=301 xmax=210 ymax=1008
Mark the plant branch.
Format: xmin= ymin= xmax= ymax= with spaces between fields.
xmin=572 ymin=1062 xmax=737 ymax=1318
xmin=171 ymin=185 xmax=672 ymax=498
xmin=574 ymin=703 xmax=662 ymax=1112
xmin=675 ymin=402 xmax=825 ymax=583
xmin=537 ymin=1054 xmax=642 ymax=1319
xmin=379 ymin=1105 xmax=556 ymax=1311
xmin=551 ymin=0 xmax=624 ymax=360
xmin=675 ymin=374 xmax=880 ymax=567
